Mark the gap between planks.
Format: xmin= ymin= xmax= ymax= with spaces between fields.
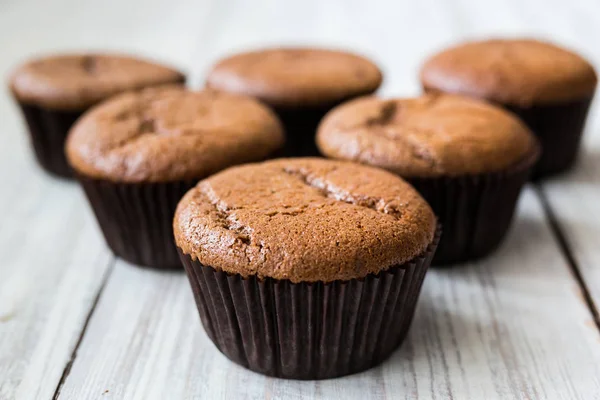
xmin=52 ymin=257 xmax=117 ymax=400
xmin=534 ymin=184 xmax=600 ymax=331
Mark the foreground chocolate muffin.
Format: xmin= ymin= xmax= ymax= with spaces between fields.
xmin=317 ymin=94 xmax=540 ymax=263
xmin=66 ymin=86 xmax=284 ymax=268
xmin=420 ymin=39 xmax=597 ymax=178
xmin=9 ymin=53 xmax=186 ymax=178
xmin=206 ymin=47 xmax=382 ymax=157
xmin=174 ymin=158 xmax=439 ymax=379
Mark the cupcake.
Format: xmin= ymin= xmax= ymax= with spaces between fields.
xmin=9 ymin=53 xmax=186 ymax=177
xmin=174 ymin=158 xmax=439 ymax=379
xmin=420 ymin=39 xmax=597 ymax=178
xmin=317 ymin=94 xmax=540 ymax=264
xmin=205 ymin=47 xmax=383 ymax=157
xmin=66 ymin=86 xmax=284 ymax=268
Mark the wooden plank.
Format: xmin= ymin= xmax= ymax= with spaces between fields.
xmin=0 ymin=17 xmax=114 ymax=400
xmin=0 ymin=0 xmax=214 ymax=399
xmin=540 ymin=116 xmax=600 ymax=317
xmin=57 ymin=191 xmax=600 ymax=399
xmin=55 ymin=262 xmax=203 ymax=400
xmin=512 ymin=0 xmax=600 ymax=315
xmin=0 ymin=117 xmax=114 ymax=400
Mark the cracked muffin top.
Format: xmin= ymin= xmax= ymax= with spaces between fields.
xmin=316 ymin=94 xmax=539 ymax=178
xmin=205 ymin=47 xmax=383 ymax=108
xmin=9 ymin=54 xmax=185 ymax=110
xmin=420 ymin=39 xmax=597 ymax=107
xmin=174 ymin=158 xmax=437 ymax=282
xmin=66 ymin=86 xmax=284 ymax=182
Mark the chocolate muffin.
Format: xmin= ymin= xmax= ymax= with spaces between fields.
xmin=9 ymin=53 xmax=186 ymax=177
xmin=420 ymin=39 xmax=597 ymax=178
xmin=174 ymin=158 xmax=439 ymax=379
xmin=317 ymin=94 xmax=540 ymax=264
xmin=66 ymin=86 xmax=284 ymax=268
xmin=205 ymin=47 xmax=383 ymax=157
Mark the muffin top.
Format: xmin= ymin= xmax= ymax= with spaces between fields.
xmin=317 ymin=94 xmax=538 ymax=178
xmin=174 ymin=158 xmax=437 ymax=283
xmin=66 ymin=86 xmax=284 ymax=182
xmin=420 ymin=39 xmax=597 ymax=107
xmin=205 ymin=48 xmax=383 ymax=108
xmin=9 ymin=54 xmax=185 ymax=110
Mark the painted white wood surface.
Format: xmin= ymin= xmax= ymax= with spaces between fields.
xmin=0 ymin=168 xmax=113 ymax=400
xmin=0 ymin=1 xmax=211 ymax=399
xmin=58 ymin=192 xmax=600 ymax=400
xmin=498 ymin=0 xmax=600 ymax=314
xmin=2 ymin=0 xmax=600 ymax=399
xmin=540 ymin=123 xmax=600 ymax=319
xmin=541 ymin=102 xmax=600 ymax=309
xmin=0 ymin=25 xmax=113 ymax=400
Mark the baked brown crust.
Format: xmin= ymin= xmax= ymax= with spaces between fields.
xmin=174 ymin=158 xmax=437 ymax=283
xmin=66 ymin=86 xmax=284 ymax=182
xmin=9 ymin=54 xmax=185 ymax=110
xmin=206 ymin=48 xmax=382 ymax=108
xmin=317 ymin=94 xmax=538 ymax=177
xmin=420 ymin=39 xmax=597 ymax=106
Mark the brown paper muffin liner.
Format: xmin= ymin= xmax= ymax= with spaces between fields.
xmin=275 ymin=105 xmax=331 ymax=157
xmin=408 ymin=147 xmax=540 ymax=265
xmin=276 ymin=91 xmax=380 ymax=158
xmin=78 ymin=175 xmax=196 ymax=268
xmin=18 ymin=103 xmax=82 ymax=178
xmin=506 ymin=97 xmax=593 ymax=179
xmin=178 ymin=228 xmax=440 ymax=380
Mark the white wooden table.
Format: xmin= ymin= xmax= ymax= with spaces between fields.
xmin=2 ymin=0 xmax=600 ymax=399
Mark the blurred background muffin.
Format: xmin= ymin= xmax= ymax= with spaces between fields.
xmin=420 ymin=39 xmax=597 ymax=178
xmin=317 ymin=93 xmax=540 ymax=263
xmin=9 ymin=53 xmax=186 ymax=178
xmin=66 ymin=86 xmax=284 ymax=268
xmin=206 ymin=47 xmax=382 ymax=157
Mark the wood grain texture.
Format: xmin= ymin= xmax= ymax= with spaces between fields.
xmin=0 ymin=0 xmax=211 ymax=399
xmin=470 ymin=0 xmax=600 ymax=320
xmin=541 ymin=126 xmax=600 ymax=316
xmin=57 ymin=192 xmax=600 ymax=400
xmin=0 ymin=175 xmax=113 ymax=400
xmin=0 ymin=105 xmax=114 ymax=400
xmin=0 ymin=16 xmax=114 ymax=400
xmin=539 ymin=79 xmax=600 ymax=316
